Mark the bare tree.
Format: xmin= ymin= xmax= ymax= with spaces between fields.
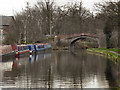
xmin=95 ymin=1 xmax=119 ymax=48
xmin=5 ymin=1 xmax=98 ymax=44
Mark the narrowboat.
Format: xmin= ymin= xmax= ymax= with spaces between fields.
xmin=44 ymin=43 xmax=51 ymax=49
xmin=16 ymin=44 xmax=29 ymax=56
xmin=0 ymin=45 xmax=17 ymax=57
xmin=1 ymin=43 xmax=51 ymax=57
xmin=34 ymin=44 xmax=45 ymax=52
xmin=28 ymin=44 xmax=36 ymax=54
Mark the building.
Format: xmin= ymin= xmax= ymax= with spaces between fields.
xmin=0 ymin=16 xmax=15 ymax=43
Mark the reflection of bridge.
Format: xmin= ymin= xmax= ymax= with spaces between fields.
xmin=54 ymin=33 xmax=99 ymax=48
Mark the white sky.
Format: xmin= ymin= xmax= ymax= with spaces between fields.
xmin=0 ymin=0 xmax=116 ymax=16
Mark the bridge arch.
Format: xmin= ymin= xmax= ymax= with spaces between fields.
xmin=70 ymin=36 xmax=99 ymax=48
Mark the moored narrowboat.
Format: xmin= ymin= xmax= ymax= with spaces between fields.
xmin=44 ymin=43 xmax=51 ymax=49
xmin=1 ymin=43 xmax=51 ymax=57
xmin=16 ymin=44 xmax=29 ymax=56
xmin=34 ymin=44 xmax=45 ymax=52
xmin=0 ymin=45 xmax=17 ymax=57
xmin=28 ymin=44 xmax=36 ymax=54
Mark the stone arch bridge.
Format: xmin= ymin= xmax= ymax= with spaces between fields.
xmin=54 ymin=33 xmax=99 ymax=48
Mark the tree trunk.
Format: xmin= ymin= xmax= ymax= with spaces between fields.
xmin=106 ymin=34 xmax=111 ymax=49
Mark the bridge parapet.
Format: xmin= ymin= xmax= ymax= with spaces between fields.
xmin=58 ymin=33 xmax=97 ymax=40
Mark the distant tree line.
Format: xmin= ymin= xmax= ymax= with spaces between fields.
xmin=5 ymin=0 xmax=120 ymax=49
xmin=5 ymin=0 xmax=96 ymax=44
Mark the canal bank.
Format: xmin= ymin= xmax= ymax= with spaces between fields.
xmin=87 ymin=48 xmax=120 ymax=63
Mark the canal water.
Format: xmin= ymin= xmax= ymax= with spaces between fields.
xmin=0 ymin=50 xmax=120 ymax=88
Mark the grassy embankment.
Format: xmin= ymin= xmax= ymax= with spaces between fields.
xmin=87 ymin=48 xmax=120 ymax=63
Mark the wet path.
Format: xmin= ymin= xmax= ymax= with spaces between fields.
xmin=0 ymin=50 xmax=120 ymax=88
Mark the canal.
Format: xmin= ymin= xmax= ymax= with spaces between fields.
xmin=0 ymin=50 xmax=120 ymax=88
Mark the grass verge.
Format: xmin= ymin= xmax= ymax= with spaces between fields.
xmin=87 ymin=48 xmax=120 ymax=64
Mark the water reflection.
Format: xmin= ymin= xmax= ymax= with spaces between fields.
xmin=53 ymin=50 xmax=109 ymax=88
xmin=105 ymin=58 xmax=120 ymax=87
xmin=0 ymin=50 xmax=119 ymax=88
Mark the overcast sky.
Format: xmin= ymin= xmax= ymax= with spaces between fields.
xmin=0 ymin=0 xmax=116 ymax=16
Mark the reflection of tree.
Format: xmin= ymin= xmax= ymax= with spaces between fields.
xmin=105 ymin=59 xmax=117 ymax=87
xmin=55 ymin=50 xmax=88 ymax=88
xmin=70 ymin=50 xmax=84 ymax=88
xmin=3 ymin=67 xmax=21 ymax=83
xmin=47 ymin=65 xmax=52 ymax=88
xmin=79 ymin=50 xmax=87 ymax=89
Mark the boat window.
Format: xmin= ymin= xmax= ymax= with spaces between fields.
xmin=18 ymin=46 xmax=22 ymax=51
xmin=18 ymin=46 xmax=20 ymax=51
xmin=23 ymin=46 xmax=28 ymax=50
xmin=38 ymin=45 xmax=44 ymax=49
